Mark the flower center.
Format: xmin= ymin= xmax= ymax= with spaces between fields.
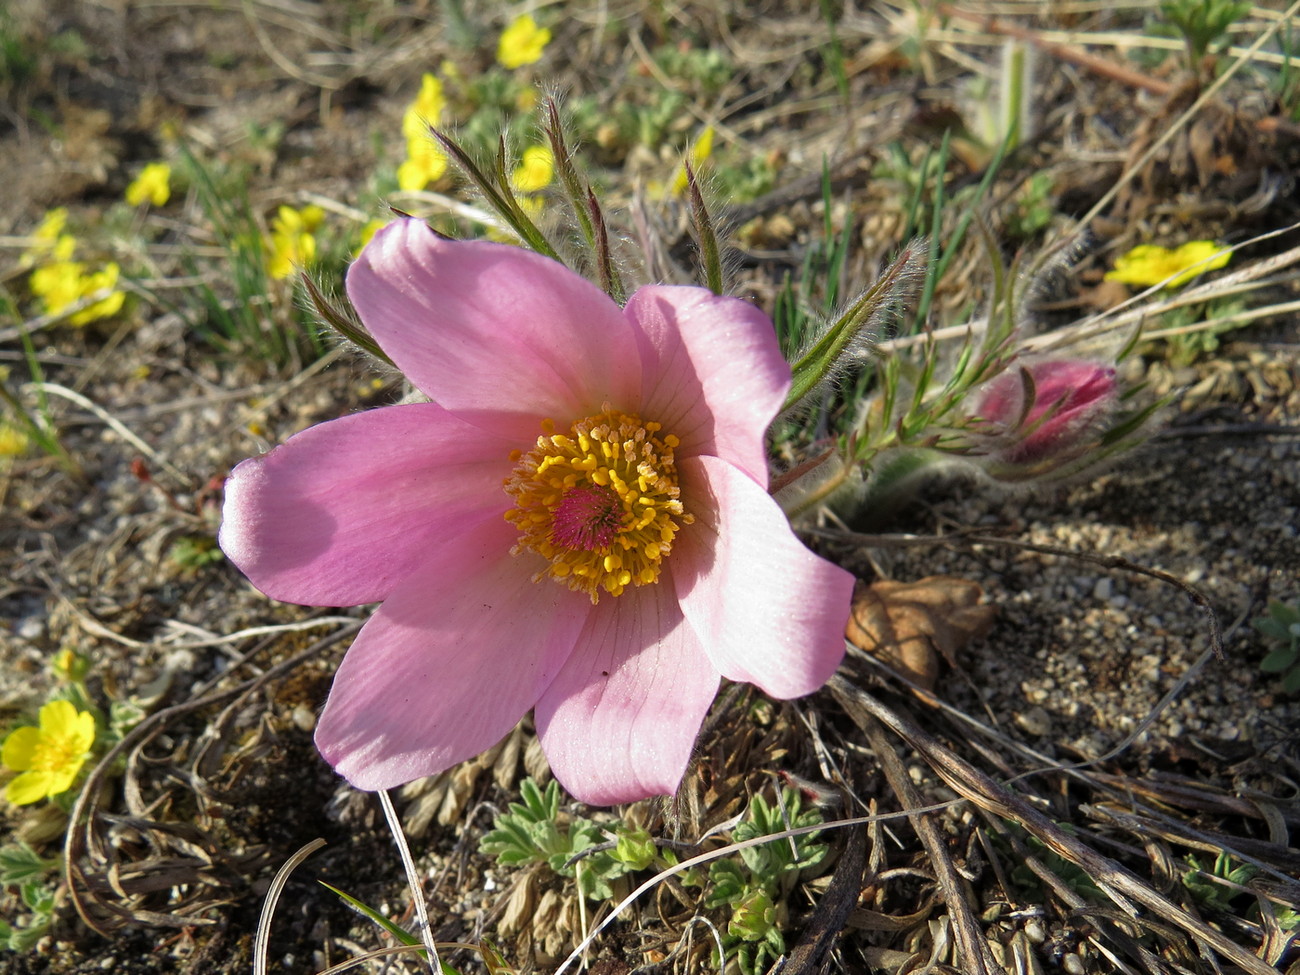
xmin=504 ymin=407 xmax=691 ymax=602
xmin=31 ymin=735 xmax=81 ymax=774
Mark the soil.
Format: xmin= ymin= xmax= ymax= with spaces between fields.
xmin=1 ymin=2 xmax=1298 ymax=974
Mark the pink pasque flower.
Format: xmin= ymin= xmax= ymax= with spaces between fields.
xmin=219 ymin=218 xmax=854 ymax=805
xmin=973 ymin=358 xmax=1117 ymax=478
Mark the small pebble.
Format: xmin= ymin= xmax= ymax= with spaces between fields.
xmin=1016 ymin=706 xmax=1053 ymax=737
xmin=291 ymin=704 xmax=317 ymax=732
xmin=16 ymin=618 xmax=43 ymax=641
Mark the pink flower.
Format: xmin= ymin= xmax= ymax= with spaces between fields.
xmin=972 ymin=358 xmax=1118 ymax=478
xmin=219 ymin=218 xmax=854 ymax=805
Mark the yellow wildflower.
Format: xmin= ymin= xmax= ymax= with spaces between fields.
xmin=266 ymin=205 xmax=325 ymax=279
xmin=497 ymin=13 xmax=551 ymax=70
xmin=70 ymin=263 xmax=126 ymax=325
xmin=511 ymin=145 xmax=554 ymax=193
xmin=33 ymin=207 xmax=67 ymax=241
xmin=0 ymin=422 xmax=29 ymax=458
xmin=21 ymin=208 xmax=75 ymax=266
xmin=402 ymin=74 xmax=445 ymax=142
xmin=51 ymin=649 xmax=90 ymax=683
xmin=398 ymin=137 xmax=448 ymax=192
xmin=29 ymin=259 xmax=123 ymax=325
xmin=30 ymin=261 xmax=86 ymax=313
xmin=2 ymin=700 xmax=96 ymax=805
xmin=1105 ymin=241 xmax=1230 ymax=290
xmin=125 ymin=162 xmax=172 ymax=207
xmin=670 ymin=126 xmax=715 ymax=197
xmin=517 ymin=195 xmax=544 ymax=220
xmin=393 ymin=72 xmax=452 ymax=192
xmin=515 ymin=87 xmax=539 ymax=112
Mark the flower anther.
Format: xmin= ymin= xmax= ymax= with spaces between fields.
xmin=505 ymin=409 xmax=691 ymax=600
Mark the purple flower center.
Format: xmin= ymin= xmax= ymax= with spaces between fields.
xmin=550 ymin=486 xmax=622 ymax=550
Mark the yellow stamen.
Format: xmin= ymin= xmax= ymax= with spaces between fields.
xmin=503 ymin=407 xmax=692 ymax=602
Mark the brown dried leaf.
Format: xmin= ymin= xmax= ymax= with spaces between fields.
xmin=845 ymin=577 xmax=998 ymax=691
xmin=496 ymin=863 xmax=542 ymax=938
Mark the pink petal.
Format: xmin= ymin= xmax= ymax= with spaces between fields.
xmin=219 ymin=402 xmax=516 ymax=606
xmin=674 ymin=455 xmax=854 ymax=698
xmin=625 ymin=286 xmax=790 ymax=485
xmin=348 ymin=219 xmax=641 ymax=423
xmin=534 ymin=580 xmax=720 ymax=805
xmin=315 ymin=517 xmax=591 ymax=791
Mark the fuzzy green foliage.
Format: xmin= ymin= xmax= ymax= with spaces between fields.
xmin=1006 ymin=172 xmax=1056 ymax=240
xmin=0 ymin=843 xmax=59 ymax=952
xmin=478 ymin=778 xmax=635 ymax=901
xmin=1156 ymin=0 xmax=1252 ymax=66
xmin=703 ymin=788 xmax=829 ymax=975
xmin=0 ymin=842 xmax=58 ymax=886
xmin=168 ymin=535 xmax=224 ymax=573
xmin=1254 ymin=599 xmax=1300 ymax=694
xmin=1147 ymin=296 xmax=1247 ymax=368
xmin=1181 ymin=851 xmax=1257 ymax=912
xmin=0 ymin=880 xmax=55 ymax=951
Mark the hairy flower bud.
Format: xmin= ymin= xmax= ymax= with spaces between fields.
xmin=970 ymin=358 xmax=1118 ymax=481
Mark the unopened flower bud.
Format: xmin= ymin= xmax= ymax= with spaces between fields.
xmin=971 ymin=358 xmax=1118 ymax=481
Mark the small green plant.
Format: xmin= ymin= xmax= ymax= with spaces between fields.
xmin=1000 ymin=822 xmax=1104 ymax=903
xmin=1254 ymin=599 xmax=1300 ymax=693
xmin=0 ymin=841 xmax=59 ymax=950
xmin=0 ymin=842 xmax=58 ymax=885
xmin=168 ymin=535 xmax=224 ymax=573
xmin=478 ymin=778 xmax=635 ymax=900
xmin=1182 ymin=851 xmax=1258 ymax=912
xmin=1147 ymin=296 xmax=1247 ymax=369
xmin=1006 ymin=172 xmax=1055 ymax=240
xmin=0 ymin=8 xmax=36 ymax=90
xmin=0 ymin=878 xmax=56 ymax=951
xmin=703 ymin=788 xmax=829 ymax=975
xmin=1272 ymin=24 xmax=1300 ymax=122
xmin=1155 ymin=0 xmax=1251 ymax=70
xmin=0 ymin=320 xmax=82 ymax=478
xmin=172 ymin=143 xmax=326 ymax=370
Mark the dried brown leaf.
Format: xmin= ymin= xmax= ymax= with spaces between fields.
xmin=845 ymin=577 xmax=997 ymax=691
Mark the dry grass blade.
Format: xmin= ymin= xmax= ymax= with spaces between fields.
xmin=830 ymin=677 xmax=1282 ymax=975
xmin=63 ymin=622 xmax=359 ymax=935
xmin=253 ymin=837 xmax=326 ymax=975
xmin=859 ymin=716 xmax=1004 ymax=974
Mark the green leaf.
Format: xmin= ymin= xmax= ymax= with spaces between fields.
xmin=0 ymin=842 xmax=59 ymax=885
xmin=1282 ymin=665 xmax=1300 ymax=695
xmin=319 ymin=881 xmax=420 ymax=947
xmin=1260 ymin=646 xmax=1298 ymax=674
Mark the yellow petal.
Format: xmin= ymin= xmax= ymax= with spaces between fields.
xmin=40 ymin=699 xmax=79 ymax=737
xmin=44 ymin=760 xmax=85 ymax=797
xmin=69 ymin=709 xmax=96 ymax=753
xmin=497 ymin=14 xmax=551 ymax=70
xmin=2 ymin=726 xmax=41 ymax=771
xmin=1104 ymin=240 xmax=1229 ymax=289
xmin=402 ymin=74 xmax=445 ymax=141
xmin=125 ymin=162 xmax=171 ymax=207
xmin=6 ymin=770 xmax=52 ymax=805
xmin=511 ymin=145 xmax=554 ymax=192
